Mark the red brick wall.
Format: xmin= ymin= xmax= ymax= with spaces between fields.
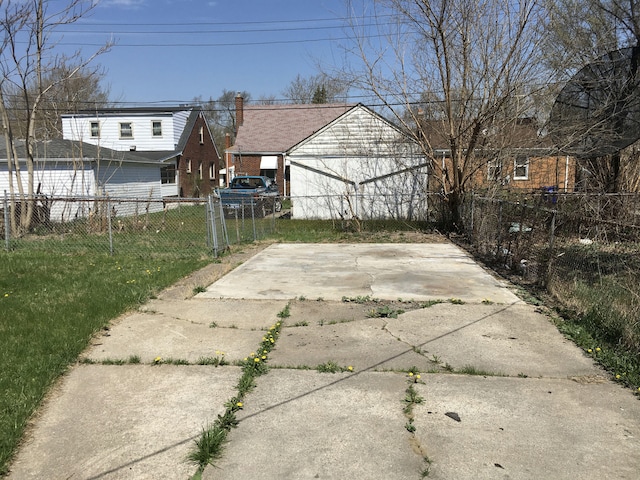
xmin=430 ymin=155 xmax=577 ymax=193
xmin=230 ymin=154 xmax=287 ymax=196
xmin=178 ymin=115 xmax=220 ymax=197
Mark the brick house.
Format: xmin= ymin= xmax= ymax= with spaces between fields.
xmin=62 ymin=106 xmax=220 ymax=198
xmin=423 ymin=118 xmax=577 ymax=194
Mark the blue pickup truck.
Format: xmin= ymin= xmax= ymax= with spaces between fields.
xmin=217 ymin=175 xmax=282 ymax=217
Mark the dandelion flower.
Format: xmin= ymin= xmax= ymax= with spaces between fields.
xmin=254 ymin=358 xmax=261 ymax=363
xmin=347 ymin=366 xmax=353 ymax=371
xmin=154 ymin=356 xmax=162 ymax=364
xmin=236 ymin=402 xmax=243 ymax=408
xmin=616 ymin=374 xmax=621 ymax=379
xmin=416 ymin=374 xmax=421 ymax=379
xmin=587 ymin=349 xmax=592 ymax=353
xmin=595 ymin=347 xmax=601 ymax=352
xmin=408 ymin=372 xmax=414 ymax=377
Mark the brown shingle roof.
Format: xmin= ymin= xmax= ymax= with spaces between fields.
xmin=228 ymin=103 xmax=356 ymax=154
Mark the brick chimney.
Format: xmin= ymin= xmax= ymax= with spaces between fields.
xmin=235 ymin=93 xmax=244 ymax=129
xmin=225 ymin=132 xmax=231 ymax=149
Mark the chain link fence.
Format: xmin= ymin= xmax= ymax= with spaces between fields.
xmin=1 ymin=193 xmax=280 ymax=258
xmin=460 ymin=192 xmax=640 ymax=353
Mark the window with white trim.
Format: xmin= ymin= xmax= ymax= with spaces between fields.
xmin=119 ymin=122 xmax=133 ymax=138
xmin=90 ymin=121 xmax=100 ymax=138
xmin=514 ymin=156 xmax=529 ymax=180
xmin=160 ymin=164 xmax=176 ymax=184
xmin=197 ymin=161 xmax=203 ymax=180
xmin=186 ymin=158 xmax=192 ymax=173
xmin=199 ymin=126 xmax=204 ymax=144
xmin=152 ymin=121 xmax=162 ymax=137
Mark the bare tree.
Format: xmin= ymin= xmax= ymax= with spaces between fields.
xmin=543 ymin=0 xmax=640 ymax=193
xmin=342 ymin=0 xmax=547 ymax=230
xmin=196 ymin=89 xmax=251 ymax=158
xmin=282 ymin=73 xmax=350 ymax=104
xmin=0 ymin=0 xmax=112 ymax=234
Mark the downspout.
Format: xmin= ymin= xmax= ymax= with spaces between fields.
xmin=564 ymin=155 xmax=570 ymax=192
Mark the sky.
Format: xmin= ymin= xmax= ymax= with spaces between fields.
xmin=60 ymin=0 xmax=358 ymax=105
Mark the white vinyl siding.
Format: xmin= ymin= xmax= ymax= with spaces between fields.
xmin=62 ymin=112 xmax=186 ymax=151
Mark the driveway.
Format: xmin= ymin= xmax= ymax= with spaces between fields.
xmin=7 ymin=241 xmax=640 ymax=480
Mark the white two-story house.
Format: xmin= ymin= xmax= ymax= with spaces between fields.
xmin=61 ymin=106 xmax=220 ymax=198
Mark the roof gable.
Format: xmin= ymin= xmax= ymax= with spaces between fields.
xmin=228 ymin=103 xmax=355 ymax=154
xmin=288 ymin=104 xmax=420 ymax=157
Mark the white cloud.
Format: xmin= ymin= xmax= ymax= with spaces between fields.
xmin=101 ymin=0 xmax=146 ymax=8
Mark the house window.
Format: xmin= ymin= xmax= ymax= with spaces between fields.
xmin=209 ymin=162 xmax=215 ymax=179
xmin=160 ymin=164 xmax=176 ymax=184
xmin=152 ymin=121 xmax=162 ymax=137
xmin=186 ymin=158 xmax=192 ymax=173
xmin=197 ymin=161 xmax=203 ymax=180
xmin=487 ymin=159 xmax=502 ymax=180
xmin=514 ymin=156 xmax=529 ymax=180
xmin=199 ymin=126 xmax=204 ymax=144
xmin=119 ymin=122 xmax=133 ymax=138
xmin=90 ymin=121 xmax=100 ymax=138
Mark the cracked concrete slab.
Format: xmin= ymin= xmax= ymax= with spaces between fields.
xmin=412 ymin=375 xmax=640 ymax=480
xmin=86 ymin=311 xmax=267 ymax=364
xmin=142 ymin=298 xmax=287 ymax=330
xmin=8 ymin=241 xmax=640 ymax=480
xmin=8 ymin=365 xmax=240 ymax=480
xmin=204 ymin=369 xmax=425 ymax=480
xmin=384 ymin=303 xmax=603 ymax=377
xmin=198 ymin=243 xmax=521 ymax=303
xmin=273 ymin=316 xmax=436 ymax=372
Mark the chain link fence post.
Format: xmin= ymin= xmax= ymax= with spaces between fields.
xmin=4 ymin=191 xmax=9 ymax=252
xmin=107 ymin=197 xmax=114 ymax=256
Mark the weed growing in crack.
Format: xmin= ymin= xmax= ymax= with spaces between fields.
xmin=316 ymin=361 xmax=354 ymax=373
xmin=189 ymin=304 xmax=287 ymax=477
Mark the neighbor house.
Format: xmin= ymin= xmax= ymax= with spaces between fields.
xmin=226 ymin=96 xmax=427 ymax=220
xmin=0 ymin=138 xmax=171 ymax=222
xmin=62 ymin=106 xmax=220 ymax=198
xmin=422 ymin=118 xmax=577 ymax=194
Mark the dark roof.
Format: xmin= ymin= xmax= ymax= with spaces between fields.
xmin=422 ymin=118 xmax=555 ymax=152
xmin=0 ymin=139 xmax=163 ymax=164
xmin=228 ymin=103 xmax=356 ymax=154
xmin=64 ymin=105 xmax=198 ymax=116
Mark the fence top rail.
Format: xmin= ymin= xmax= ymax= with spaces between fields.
xmin=3 ymin=195 xmax=212 ymax=204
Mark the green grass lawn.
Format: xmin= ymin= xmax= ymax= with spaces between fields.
xmin=0 ymin=205 xmax=217 ymax=475
xmin=0 ymin=249 xmax=211 ymax=474
xmin=0 ymin=216 xmax=430 ymax=474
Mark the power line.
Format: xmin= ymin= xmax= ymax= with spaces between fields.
xmin=51 ymin=34 xmax=381 ymax=48
xmin=74 ymin=14 xmax=394 ymax=28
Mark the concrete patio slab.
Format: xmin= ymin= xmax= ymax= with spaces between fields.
xmin=413 ymin=375 xmax=640 ymax=480
xmin=86 ymin=311 xmax=267 ymax=364
xmin=198 ymin=243 xmax=521 ymax=303
xmin=204 ymin=369 xmax=425 ymax=480
xmin=273 ymin=316 xmax=435 ymax=372
xmin=384 ymin=303 xmax=604 ymax=378
xmin=7 ymin=241 xmax=640 ymax=480
xmin=142 ymin=298 xmax=287 ymax=330
xmin=7 ymin=365 xmax=240 ymax=480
